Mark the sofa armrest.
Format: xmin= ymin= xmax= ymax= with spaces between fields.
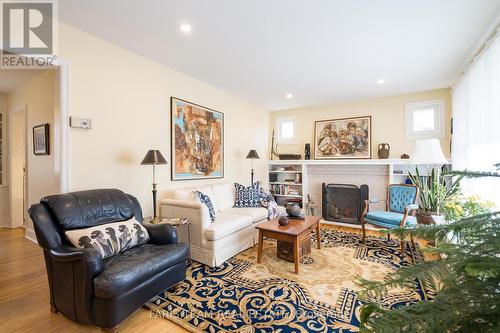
xmin=144 ymin=223 xmax=178 ymax=245
xmin=162 ymin=199 xmax=201 ymax=209
xmin=160 ymin=199 xmax=210 ymax=247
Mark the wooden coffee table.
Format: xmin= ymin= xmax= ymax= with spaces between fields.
xmin=256 ymin=216 xmax=322 ymax=274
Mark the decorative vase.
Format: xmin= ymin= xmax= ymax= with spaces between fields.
xmin=304 ymin=143 xmax=311 ymax=160
xmin=286 ymin=202 xmax=302 ymax=218
xmin=378 ymin=143 xmax=390 ymax=159
xmin=417 ymin=209 xmax=443 ymax=225
xmin=278 ymin=216 xmax=289 ymax=226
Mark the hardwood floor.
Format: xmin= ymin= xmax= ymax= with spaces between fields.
xmin=0 ymin=225 xmax=433 ymax=332
xmin=0 ymin=228 xmax=188 ymax=333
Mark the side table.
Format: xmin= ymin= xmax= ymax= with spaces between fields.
xmin=144 ymin=217 xmax=191 ymax=258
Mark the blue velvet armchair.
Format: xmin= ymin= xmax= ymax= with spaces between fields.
xmin=361 ymin=184 xmax=419 ymax=258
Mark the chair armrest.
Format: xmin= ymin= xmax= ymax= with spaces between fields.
xmin=406 ymin=204 xmax=419 ymax=210
xmin=144 ymin=223 xmax=178 ymax=245
xmin=50 ymin=245 xmax=103 ymax=275
xmin=47 ymin=245 xmax=103 ymax=322
xmin=363 ymin=198 xmax=388 ymax=216
xmin=399 ymin=204 xmax=420 ymax=226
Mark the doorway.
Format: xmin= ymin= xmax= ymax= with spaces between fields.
xmin=0 ymin=65 xmax=69 ymax=241
xmin=9 ymin=106 xmax=28 ymax=228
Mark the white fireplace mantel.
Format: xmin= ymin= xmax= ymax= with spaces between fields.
xmin=267 ymin=158 xmax=449 ymax=166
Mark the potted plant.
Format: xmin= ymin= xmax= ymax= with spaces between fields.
xmin=357 ymin=165 xmax=500 ymax=332
xmin=408 ymin=167 xmax=463 ymax=224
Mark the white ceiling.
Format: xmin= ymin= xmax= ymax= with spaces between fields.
xmin=59 ymin=0 xmax=500 ymax=110
xmin=0 ymin=70 xmax=46 ymax=94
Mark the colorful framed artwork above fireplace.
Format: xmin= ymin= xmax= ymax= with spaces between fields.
xmin=314 ymin=116 xmax=371 ymax=159
xmin=170 ymin=97 xmax=224 ymax=181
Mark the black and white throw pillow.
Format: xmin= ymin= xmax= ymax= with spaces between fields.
xmin=234 ymin=182 xmax=261 ymax=207
xmin=196 ymin=190 xmax=216 ymax=223
xmin=64 ymin=219 xmax=150 ymax=259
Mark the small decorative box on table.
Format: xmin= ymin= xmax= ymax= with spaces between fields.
xmin=277 ymin=238 xmax=311 ymax=262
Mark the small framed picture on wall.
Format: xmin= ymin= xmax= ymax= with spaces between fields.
xmin=33 ymin=124 xmax=50 ymax=156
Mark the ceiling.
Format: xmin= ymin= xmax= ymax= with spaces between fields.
xmin=0 ymin=70 xmax=46 ymax=94
xmin=58 ymin=0 xmax=500 ymax=110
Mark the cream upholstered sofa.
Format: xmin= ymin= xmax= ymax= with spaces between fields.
xmin=160 ymin=182 xmax=275 ymax=267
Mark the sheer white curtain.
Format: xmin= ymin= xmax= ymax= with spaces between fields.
xmin=452 ymin=33 xmax=500 ymax=207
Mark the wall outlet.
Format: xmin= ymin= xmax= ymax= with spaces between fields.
xmin=70 ymin=116 xmax=92 ymax=129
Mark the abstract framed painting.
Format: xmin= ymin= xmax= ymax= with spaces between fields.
xmin=171 ymin=97 xmax=224 ymax=181
xmin=33 ymin=123 xmax=50 ymax=156
xmin=314 ymin=116 xmax=371 ymax=159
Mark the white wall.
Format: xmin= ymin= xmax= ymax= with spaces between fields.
xmin=6 ymin=70 xmax=60 ymax=232
xmin=270 ymin=89 xmax=452 ymax=159
xmin=58 ymin=23 xmax=269 ymax=217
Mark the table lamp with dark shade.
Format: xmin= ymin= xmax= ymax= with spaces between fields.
xmin=141 ymin=150 xmax=167 ymax=222
xmin=246 ymin=149 xmax=260 ymax=184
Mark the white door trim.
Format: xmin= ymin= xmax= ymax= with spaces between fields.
xmin=8 ymin=106 xmax=28 ymax=230
xmin=58 ymin=60 xmax=70 ymax=193
xmin=25 ymin=60 xmax=70 ymax=243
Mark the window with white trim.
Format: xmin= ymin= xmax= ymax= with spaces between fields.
xmin=276 ymin=117 xmax=296 ymax=144
xmin=405 ymin=100 xmax=445 ymax=140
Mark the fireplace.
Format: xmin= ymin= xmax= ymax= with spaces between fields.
xmin=322 ymin=183 xmax=369 ymax=224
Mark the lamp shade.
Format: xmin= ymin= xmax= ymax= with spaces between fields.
xmin=140 ymin=150 xmax=167 ymax=165
xmin=246 ymin=149 xmax=260 ymax=159
xmin=411 ymin=139 xmax=448 ymax=164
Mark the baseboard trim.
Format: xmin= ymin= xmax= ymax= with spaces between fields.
xmin=0 ymin=218 xmax=11 ymax=228
xmin=24 ymin=228 xmax=38 ymax=244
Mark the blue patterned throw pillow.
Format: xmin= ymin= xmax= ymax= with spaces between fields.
xmin=196 ymin=191 xmax=216 ymax=223
xmin=234 ymin=182 xmax=261 ymax=207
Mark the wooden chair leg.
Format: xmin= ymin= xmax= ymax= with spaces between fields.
xmin=361 ymin=220 xmax=366 ymax=244
xmin=49 ymin=304 xmax=58 ymax=313
xmin=102 ymin=325 xmax=119 ymax=333
xmin=410 ymin=237 xmax=416 ymax=263
xmin=400 ymin=239 xmax=405 ymax=256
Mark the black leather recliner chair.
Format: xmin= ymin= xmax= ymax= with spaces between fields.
xmin=28 ymin=189 xmax=189 ymax=332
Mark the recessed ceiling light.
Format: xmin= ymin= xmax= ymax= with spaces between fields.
xmin=285 ymin=93 xmax=293 ymax=99
xmin=179 ymin=24 xmax=192 ymax=33
xmin=377 ymin=78 xmax=385 ymax=85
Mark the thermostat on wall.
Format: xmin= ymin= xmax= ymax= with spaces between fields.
xmin=70 ymin=116 xmax=92 ymax=129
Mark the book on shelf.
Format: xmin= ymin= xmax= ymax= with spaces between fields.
xmin=270 ymin=184 xmax=301 ymax=196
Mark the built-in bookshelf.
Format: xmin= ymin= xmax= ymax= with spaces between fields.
xmin=268 ymin=163 xmax=305 ymax=207
xmin=391 ymin=162 xmax=451 ymax=185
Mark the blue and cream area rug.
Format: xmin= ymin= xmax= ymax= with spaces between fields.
xmin=146 ymin=228 xmax=431 ymax=332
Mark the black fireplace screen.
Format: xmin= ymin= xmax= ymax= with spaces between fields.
xmin=322 ymin=183 xmax=369 ymax=224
